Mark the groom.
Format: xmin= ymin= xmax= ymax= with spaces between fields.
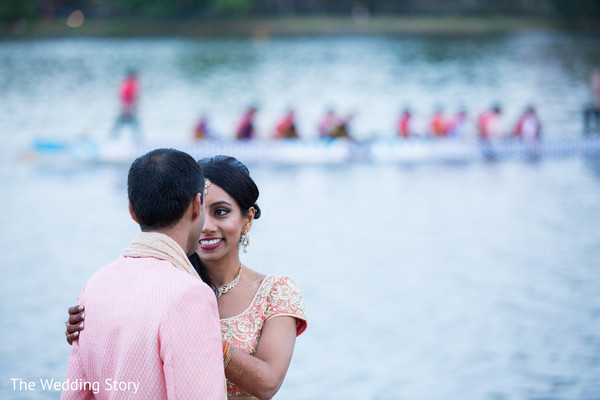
xmin=61 ymin=148 xmax=225 ymax=399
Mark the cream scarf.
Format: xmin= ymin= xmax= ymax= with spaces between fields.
xmin=124 ymin=232 xmax=200 ymax=280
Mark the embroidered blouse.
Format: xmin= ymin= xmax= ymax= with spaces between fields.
xmin=221 ymin=275 xmax=307 ymax=398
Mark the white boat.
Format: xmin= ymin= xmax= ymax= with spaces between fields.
xmin=31 ymin=136 xmax=600 ymax=166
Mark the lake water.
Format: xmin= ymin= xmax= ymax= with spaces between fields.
xmin=1 ymin=31 xmax=600 ymax=399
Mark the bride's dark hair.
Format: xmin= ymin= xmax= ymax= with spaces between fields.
xmin=198 ymin=155 xmax=261 ymax=220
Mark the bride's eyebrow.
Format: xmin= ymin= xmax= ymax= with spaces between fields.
xmin=209 ymin=200 xmax=233 ymax=207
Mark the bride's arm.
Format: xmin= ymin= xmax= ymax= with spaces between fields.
xmin=225 ymin=316 xmax=297 ymax=400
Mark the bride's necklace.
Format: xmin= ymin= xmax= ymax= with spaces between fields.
xmin=215 ymin=264 xmax=242 ymax=298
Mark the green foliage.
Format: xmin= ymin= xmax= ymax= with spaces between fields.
xmin=211 ymin=0 xmax=251 ymax=16
xmin=547 ymin=0 xmax=600 ymax=20
xmin=2 ymin=0 xmax=600 ymax=23
xmin=0 ymin=0 xmax=43 ymax=23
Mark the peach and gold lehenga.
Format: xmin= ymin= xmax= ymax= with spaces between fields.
xmin=220 ymin=275 xmax=307 ymax=399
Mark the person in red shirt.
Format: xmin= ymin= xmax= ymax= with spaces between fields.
xmin=478 ymin=104 xmax=502 ymax=141
xmin=398 ymin=108 xmax=413 ymax=138
xmin=429 ymin=107 xmax=448 ymax=138
xmin=274 ymin=109 xmax=299 ymax=139
xmin=110 ymin=70 xmax=142 ymax=141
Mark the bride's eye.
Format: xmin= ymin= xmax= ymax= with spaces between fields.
xmin=215 ymin=208 xmax=229 ymax=217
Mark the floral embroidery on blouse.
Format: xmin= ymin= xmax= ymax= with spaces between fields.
xmin=221 ymin=275 xmax=307 ymax=397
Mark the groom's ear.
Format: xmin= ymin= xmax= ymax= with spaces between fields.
xmin=190 ymin=193 xmax=202 ymax=221
xmin=128 ymin=202 xmax=140 ymax=224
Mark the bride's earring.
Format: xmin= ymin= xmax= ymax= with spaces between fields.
xmin=240 ymin=231 xmax=250 ymax=253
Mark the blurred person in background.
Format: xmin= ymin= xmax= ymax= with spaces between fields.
xmin=110 ymin=69 xmax=142 ymax=141
xmin=318 ymin=108 xmax=339 ymax=138
xmin=236 ymin=106 xmax=258 ymax=139
xmin=329 ymin=113 xmax=354 ymax=139
xmin=398 ymin=108 xmax=413 ymax=138
xmin=66 ymin=155 xmax=307 ymax=400
xmin=513 ymin=105 xmax=542 ymax=144
xmin=429 ymin=106 xmax=448 ymax=138
xmin=514 ymin=105 xmax=542 ymax=159
xmin=478 ymin=103 xmax=503 ymax=141
xmin=194 ymin=114 xmax=212 ymax=140
xmin=584 ymin=67 xmax=600 ymax=134
xmin=446 ymin=109 xmax=469 ymax=139
xmin=274 ymin=109 xmax=299 ymax=139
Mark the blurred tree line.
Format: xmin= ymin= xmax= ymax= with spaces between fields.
xmin=2 ymin=0 xmax=599 ymax=23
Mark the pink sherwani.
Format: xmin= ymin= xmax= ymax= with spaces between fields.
xmin=62 ymin=256 xmax=225 ymax=399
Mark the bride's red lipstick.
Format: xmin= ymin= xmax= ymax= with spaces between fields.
xmin=199 ymin=238 xmax=222 ymax=250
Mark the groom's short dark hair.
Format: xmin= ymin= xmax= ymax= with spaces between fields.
xmin=128 ymin=148 xmax=204 ymax=231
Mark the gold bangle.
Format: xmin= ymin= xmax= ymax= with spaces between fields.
xmin=223 ymin=341 xmax=234 ymax=369
xmin=222 ymin=340 xmax=230 ymax=359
